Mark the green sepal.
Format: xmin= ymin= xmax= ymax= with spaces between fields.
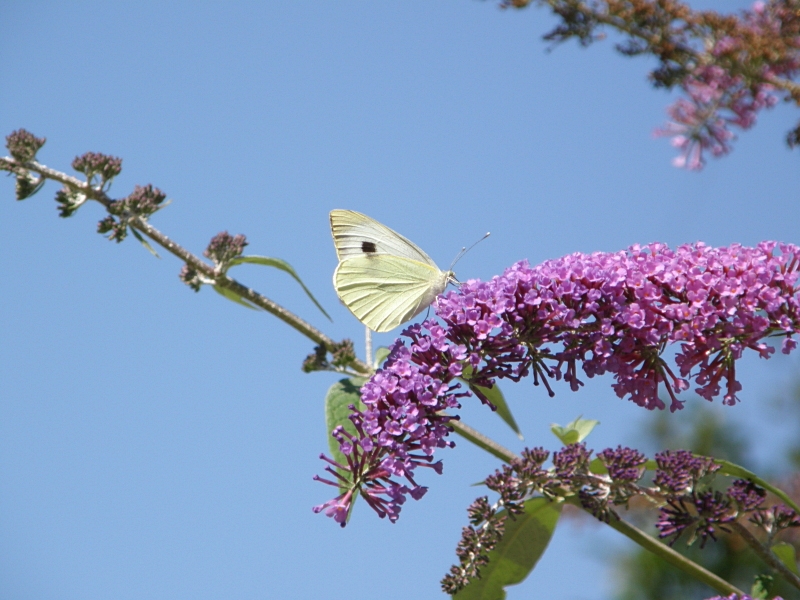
xmin=550 ymin=415 xmax=599 ymax=445
xmin=15 ymin=172 xmax=45 ymax=200
xmin=589 ymin=456 xmax=608 ymax=475
xmin=771 ymin=542 xmax=799 ymax=575
xmin=228 ymin=255 xmax=331 ymax=320
xmin=213 ymin=285 xmax=260 ymax=310
xmin=324 ymin=377 xmax=367 ymax=480
xmin=750 ymin=574 xmax=773 ymax=599
xmin=461 ymin=365 xmax=522 ymax=439
xmin=453 ymin=497 xmax=563 ymax=600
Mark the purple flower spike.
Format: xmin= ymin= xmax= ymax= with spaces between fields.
xmin=440 ymin=241 xmax=799 ymax=413
xmin=315 ymin=327 xmax=470 ymax=524
xmin=598 ymin=446 xmax=647 ymax=483
xmin=727 ymin=479 xmax=766 ymax=512
xmin=316 ymin=242 xmax=800 ymax=524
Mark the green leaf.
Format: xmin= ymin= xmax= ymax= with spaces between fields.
xmin=130 ymin=226 xmax=160 ymax=258
xmin=229 ymin=255 xmax=331 ymax=320
xmin=213 ymin=285 xmax=260 ymax=310
xmin=454 ymin=498 xmax=563 ymax=600
xmin=771 ymin=542 xmax=799 ymax=575
xmin=589 ymin=457 xmax=608 ymax=475
xmin=374 ymin=346 xmax=391 ymax=368
xmin=460 ymin=365 xmax=522 ymax=439
xmin=550 ymin=415 xmax=599 ymax=445
xmin=471 ymin=382 xmax=522 ymax=440
xmin=324 ymin=377 xmax=367 ymax=472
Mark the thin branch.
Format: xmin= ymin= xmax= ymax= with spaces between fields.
xmin=3 ymin=155 xmax=372 ymax=375
xmin=766 ymin=74 xmax=800 ymax=98
xmin=730 ymin=520 xmax=800 ymax=591
xmin=566 ymin=497 xmax=747 ymax=597
xmin=535 ymin=0 xmax=800 ymax=102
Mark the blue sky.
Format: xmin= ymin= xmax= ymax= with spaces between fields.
xmin=2 ymin=2 xmax=799 ymax=599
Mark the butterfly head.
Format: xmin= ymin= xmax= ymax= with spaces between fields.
xmin=445 ymin=270 xmax=459 ymax=286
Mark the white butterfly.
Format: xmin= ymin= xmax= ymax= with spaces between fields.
xmin=330 ymin=209 xmax=457 ymax=333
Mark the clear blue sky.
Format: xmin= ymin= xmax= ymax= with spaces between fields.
xmin=2 ymin=2 xmax=799 ymax=599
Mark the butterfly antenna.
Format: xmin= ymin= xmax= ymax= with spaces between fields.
xmin=449 ymin=231 xmax=490 ymax=271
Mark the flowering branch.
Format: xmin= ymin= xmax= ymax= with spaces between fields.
xmin=443 ymin=444 xmax=799 ymax=595
xmin=315 ymin=240 xmax=800 ymax=527
xmin=500 ymin=0 xmax=800 ymax=169
xmin=2 ymin=130 xmax=372 ymax=376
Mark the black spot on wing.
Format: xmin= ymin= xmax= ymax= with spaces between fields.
xmin=361 ymin=241 xmax=377 ymax=254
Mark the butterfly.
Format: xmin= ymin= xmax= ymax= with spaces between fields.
xmin=330 ymin=209 xmax=457 ymax=332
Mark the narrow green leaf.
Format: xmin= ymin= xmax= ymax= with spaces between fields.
xmin=471 ymin=382 xmax=522 ymax=440
xmin=130 ymin=226 xmax=160 ymax=258
xmin=213 ymin=285 xmax=260 ymax=310
xmin=324 ymin=377 xmax=367 ymax=470
xmin=460 ymin=365 xmax=522 ymax=439
xmin=374 ymin=346 xmax=391 ymax=368
xmin=451 ymin=421 xmax=518 ymax=464
xmin=713 ymin=458 xmax=800 ymax=515
xmin=229 ymin=255 xmax=331 ymax=320
xmin=771 ymin=542 xmax=799 ymax=575
xmin=454 ymin=498 xmax=563 ymax=600
xmin=550 ymin=415 xmax=599 ymax=445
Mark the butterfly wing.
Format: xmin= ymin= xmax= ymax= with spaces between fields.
xmin=334 ymin=254 xmax=451 ymax=332
xmin=330 ymin=209 xmax=438 ymax=266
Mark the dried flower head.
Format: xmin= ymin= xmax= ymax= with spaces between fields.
xmin=6 ymin=129 xmax=46 ymax=163
xmin=72 ymin=151 xmax=122 ymax=187
xmin=179 ymin=264 xmax=204 ymax=292
xmin=98 ymin=184 xmax=167 ymax=242
xmin=204 ymin=231 xmax=248 ymax=268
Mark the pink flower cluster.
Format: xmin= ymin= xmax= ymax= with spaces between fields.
xmin=657 ymin=65 xmax=776 ymax=170
xmin=313 ymin=329 xmax=470 ymax=525
xmin=441 ymin=241 xmax=799 ymax=410
xmin=315 ymin=241 xmax=800 ymax=524
xmin=657 ymin=2 xmax=800 ymax=169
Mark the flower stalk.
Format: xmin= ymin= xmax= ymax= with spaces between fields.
xmin=730 ymin=520 xmax=800 ymax=590
xmin=570 ymin=496 xmax=747 ymax=597
xmin=1 ymin=134 xmax=372 ymax=375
